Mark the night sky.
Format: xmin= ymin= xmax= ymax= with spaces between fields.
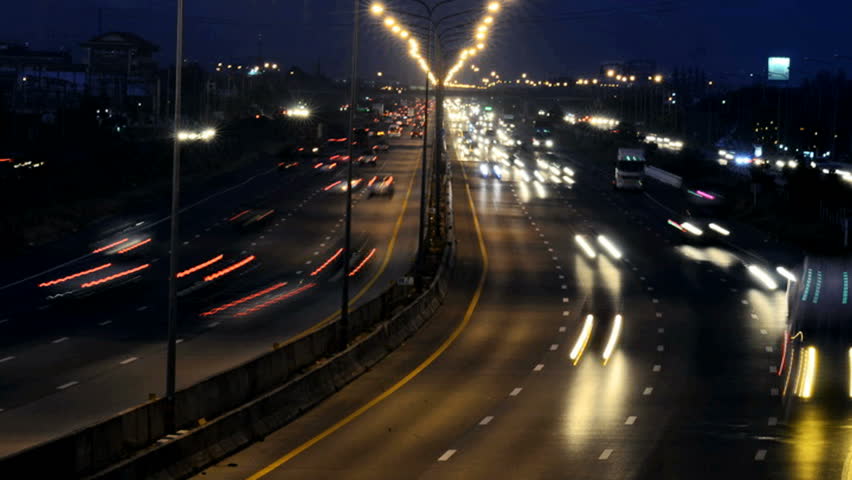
xmin=4 ymin=0 xmax=851 ymax=84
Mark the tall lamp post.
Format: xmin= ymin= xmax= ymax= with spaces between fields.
xmin=340 ymin=0 xmax=362 ymax=348
xmin=165 ymin=0 xmax=184 ymax=406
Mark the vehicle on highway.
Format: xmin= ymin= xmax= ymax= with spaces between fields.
xmin=367 ymin=175 xmax=395 ymax=197
xmin=326 ymin=178 xmax=364 ymax=194
xmin=614 ymin=148 xmax=646 ymax=190
xmin=667 ymin=187 xmax=732 ymax=241
xmin=410 ymin=129 xmax=423 ymax=139
xmin=373 ymin=139 xmax=390 ymax=151
xmin=229 ymin=207 xmax=275 ymax=231
xmin=356 ymin=151 xmax=378 ymax=167
xmin=780 ymin=256 xmax=852 ymax=403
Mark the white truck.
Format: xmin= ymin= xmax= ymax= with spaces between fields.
xmin=614 ymin=148 xmax=646 ymax=190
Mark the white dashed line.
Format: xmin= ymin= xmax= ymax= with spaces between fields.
xmin=751 ymin=313 xmax=759 ymax=319
xmin=98 ymin=320 xmax=112 ymax=326
xmin=768 ymin=417 xmax=778 ymax=426
xmin=652 ymin=299 xmax=659 ymax=303
xmin=562 ymin=311 xmax=570 ymax=316
xmin=741 ymin=300 xmax=749 ymax=305
xmin=57 ymin=381 xmax=78 ymax=390
xmin=640 ymin=276 xmax=646 ymax=281
xmin=765 ymin=346 xmax=774 ymax=353
xmin=770 ymin=388 xmax=779 ymax=396
xmin=208 ymin=322 xmax=220 ymax=328
xmin=754 ymin=450 xmax=767 ymax=461
xmin=479 ymin=416 xmax=494 ymax=426
xmin=510 ymin=387 xmax=523 ymax=396
xmin=657 ymin=345 xmax=665 ymax=352
xmin=305 ymin=260 xmax=313 ymax=265
xmin=643 ymin=387 xmax=654 ymax=395
xmin=652 ymin=364 xmax=661 ymax=372
xmin=176 ymin=338 xmax=184 ymax=344
xmin=136 ymin=306 xmax=148 ymax=312
xmin=760 ymin=329 xmax=768 ymax=335
xmin=0 ymin=356 xmax=15 ymax=364
xmin=625 ymin=416 xmax=637 ymax=425
xmin=561 ymin=285 xmax=567 ymax=290
xmin=0 ymin=319 xmax=7 ymax=325
xmin=598 ymin=449 xmax=613 ymax=460
xmin=658 ymin=328 xmax=665 ymax=333
xmin=563 ymin=298 xmax=570 ymax=303
xmin=438 ymin=450 xmax=457 ymax=462
xmin=558 ymin=275 xmax=565 ymax=279
xmin=534 ymin=364 xmax=544 ymax=372
xmin=120 ymin=357 xmax=139 ymax=365
xmin=769 ymin=365 xmax=776 ymax=373
xmin=52 ymin=337 xmax=69 ymax=344
xmin=550 ymin=344 xmax=559 ymax=351
xmin=647 ymin=287 xmax=654 ymax=291
xmin=558 ymin=326 xmax=567 ymax=332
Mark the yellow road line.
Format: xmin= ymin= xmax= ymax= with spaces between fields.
xmin=289 ymin=153 xmax=421 ymax=341
xmin=245 ymin=156 xmax=489 ymax=480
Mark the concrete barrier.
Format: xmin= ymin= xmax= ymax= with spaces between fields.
xmin=645 ymin=165 xmax=683 ymax=188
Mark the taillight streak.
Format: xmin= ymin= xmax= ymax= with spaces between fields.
xmin=177 ymin=254 xmax=224 ymax=278
xmin=92 ymin=238 xmax=129 ymax=254
xmin=236 ymin=283 xmax=316 ymax=316
xmin=349 ymin=248 xmax=377 ymax=277
xmin=81 ymin=264 xmax=150 ymax=288
xmin=204 ymin=255 xmax=256 ymax=282
xmin=229 ymin=210 xmax=250 ymax=221
xmin=200 ymin=281 xmax=288 ymax=317
xmin=324 ymin=180 xmax=342 ymax=191
xmin=38 ymin=263 xmax=112 ymax=287
xmin=311 ymin=248 xmax=344 ymax=276
xmin=116 ymin=238 xmax=152 ymax=254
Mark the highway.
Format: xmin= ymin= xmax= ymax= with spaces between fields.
xmin=192 ymin=100 xmax=851 ymax=480
xmin=0 ymin=128 xmax=427 ymax=456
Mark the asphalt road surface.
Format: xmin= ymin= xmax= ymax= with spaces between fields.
xmin=0 ymin=135 xmax=427 ymax=456
xmin=194 ymin=121 xmax=850 ymax=480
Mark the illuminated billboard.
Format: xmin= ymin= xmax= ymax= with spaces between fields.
xmin=768 ymin=57 xmax=790 ymax=81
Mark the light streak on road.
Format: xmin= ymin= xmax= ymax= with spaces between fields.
xmin=596 ymin=235 xmax=623 ymax=260
xmin=204 ymin=255 xmax=256 ymax=282
xmin=92 ymin=238 xmax=129 ymax=254
xmin=349 ymin=248 xmax=377 ymax=277
xmin=81 ymin=264 xmax=150 ymax=288
xmin=570 ymin=314 xmax=594 ymax=365
xmin=311 ymin=248 xmax=344 ymax=276
xmin=747 ymin=265 xmax=778 ymax=290
xmin=602 ymin=314 xmax=623 ymax=364
xmin=177 ymin=254 xmax=224 ymax=278
xmin=776 ymin=266 xmax=796 ymax=282
xmin=708 ymin=223 xmax=730 ymax=236
xmin=574 ymin=235 xmax=596 ymax=259
xmin=200 ymin=282 xmax=289 ymax=317
xmin=38 ymin=263 xmax=112 ymax=287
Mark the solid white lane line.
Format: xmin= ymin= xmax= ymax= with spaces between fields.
xmin=57 ymin=381 xmax=78 ymax=390
xmin=643 ymin=387 xmax=654 ymax=395
xmin=550 ymin=344 xmax=559 ymax=351
xmin=438 ymin=450 xmax=457 ymax=462
xmin=657 ymin=345 xmax=665 ymax=352
xmin=652 ymin=365 xmax=662 ymax=372
xmin=755 ymin=450 xmax=767 ymax=461
xmin=52 ymin=337 xmax=69 ymax=344
xmin=479 ymin=416 xmax=494 ymax=426
xmin=0 ymin=356 xmax=15 ymax=364
xmin=534 ymin=364 xmax=544 ymax=372
xmin=599 ymin=449 xmax=613 ymax=460
xmin=625 ymin=416 xmax=637 ymax=425
xmin=510 ymin=387 xmax=523 ymax=396
xmin=120 ymin=357 xmax=139 ymax=365
xmin=768 ymin=417 xmax=778 ymax=426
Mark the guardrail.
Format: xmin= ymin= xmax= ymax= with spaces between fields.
xmin=1 ymin=157 xmax=456 ymax=480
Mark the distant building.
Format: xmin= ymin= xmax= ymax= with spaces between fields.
xmin=80 ymin=32 xmax=160 ymax=114
xmin=0 ymin=42 xmax=84 ymax=113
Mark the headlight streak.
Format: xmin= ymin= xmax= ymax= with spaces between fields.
xmin=799 ymin=346 xmax=817 ymax=399
xmin=681 ymin=222 xmax=704 ymax=236
xmin=602 ymin=314 xmax=623 ymax=365
xmin=776 ymin=266 xmax=796 ymax=282
xmin=570 ymin=314 xmax=594 ymax=365
xmin=747 ymin=265 xmax=778 ymax=290
xmin=596 ymin=235 xmax=623 ymax=260
xmin=574 ymin=235 xmax=596 ymax=259
xmin=708 ymin=223 xmax=730 ymax=236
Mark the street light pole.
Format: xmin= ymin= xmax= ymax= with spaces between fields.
xmin=417 ymin=23 xmax=431 ymax=268
xmin=165 ymin=0 xmax=184 ymax=404
xmin=341 ymin=0 xmax=361 ymax=347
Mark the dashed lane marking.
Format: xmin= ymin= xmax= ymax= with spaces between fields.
xmin=550 ymin=344 xmax=559 ymax=351
xmin=438 ymin=450 xmax=457 ymax=462
xmin=120 ymin=357 xmax=139 ymax=365
xmin=479 ymin=416 xmax=494 ymax=426
xmin=643 ymin=387 xmax=654 ymax=395
xmin=510 ymin=387 xmax=523 ymax=397
xmin=98 ymin=320 xmax=112 ymax=326
xmin=559 ymin=326 xmax=567 ymax=332
xmin=57 ymin=381 xmax=78 ymax=390
xmin=652 ymin=365 xmax=661 ymax=372
xmin=52 ymin=337 xmax=69 ymax=344
xmin=755 ymin=450 xmax=767 ymax=461
xmin=599 ymin=449 xmax=613 ymax=460
xmin=534 ymin=364 xmax=544 ymax=372
xmin=768 ymin=417 xmax=778 ymax=426
xmin=0 ymin=356 xmax=15 ymax=364
xmin=625 ymin=416 xmax=637 ymax=425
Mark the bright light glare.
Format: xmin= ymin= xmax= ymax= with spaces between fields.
xmin=681 ymin=222 xmax=703 ymax=236
xmin=574 ymin=235 xmax=596 ymax=259
xmin=800 ymin=346 xmax=817 ymax=399
xmin=570 ymin=315 xmax=594 ymax=365
xmin=602 ymin=314 xmax=623 ymax=364
xmin=370 ymin=3 xmax=384 ymax=15
xmin=596 ymin=235 xmax=623 ymax=260
xmin=708 ymin=223 xmax=730 ymax=236
xmin=487 ymin=1 xmax=500 ymax=12
xmin=776 ymin=266 xmax=796 ymax=282
xmin=747 ymin=265 xmax=778 ymax=290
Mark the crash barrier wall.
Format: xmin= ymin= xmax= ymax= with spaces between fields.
xmin=1 ymin=169 xmax=456 ymax=480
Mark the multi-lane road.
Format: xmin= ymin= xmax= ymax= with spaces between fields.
xmin=0 ymin=133 xmax=427 ymax=456
xmin=192 ymin=101 xmax=852 ymax=480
